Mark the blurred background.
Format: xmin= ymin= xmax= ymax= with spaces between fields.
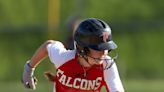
xmin=0 ymin=0 xmax=164 ymax=92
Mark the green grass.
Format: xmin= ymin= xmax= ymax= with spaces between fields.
xmin=123 ymin=79 xmax=164 ymax=92
xmin=0 ymin=79 xmax=164 ymax=92
xmin=0 ymin=81 xmax=53 ymax=92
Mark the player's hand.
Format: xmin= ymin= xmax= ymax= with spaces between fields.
xmin=22 ymin=61 xmax=37 ymax=90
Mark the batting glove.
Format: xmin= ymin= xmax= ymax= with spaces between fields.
xmin=22 ymin=61 xmax=37 ymax=90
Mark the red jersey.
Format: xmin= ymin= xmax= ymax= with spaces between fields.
xmin=47 ymin=41 xmax=124 ymax=92
xmin=55 ymin=55 xmax=108 ymax=92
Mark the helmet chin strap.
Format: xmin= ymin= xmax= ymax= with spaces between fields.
xmin=76 ymin=46 xmax=93 ymax=66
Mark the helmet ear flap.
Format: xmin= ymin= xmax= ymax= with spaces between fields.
xmin=76 ymin=45 xmax=89 ymax=56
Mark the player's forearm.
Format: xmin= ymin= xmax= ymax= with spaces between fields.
xmin=28 ymin=40 xmax=55 ymax=68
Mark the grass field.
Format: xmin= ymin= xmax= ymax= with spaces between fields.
xmin=123 ymin=79 xmax=164 ymax=92
xmin=0 ymin=79 xmax=164 ymax=92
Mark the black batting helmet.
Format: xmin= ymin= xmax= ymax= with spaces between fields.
xmin=74 ymin=18 xmax=117 ymax=51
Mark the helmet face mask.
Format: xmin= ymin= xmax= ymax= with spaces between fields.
xmin=74 ymin=18 xmax=117 ymax=51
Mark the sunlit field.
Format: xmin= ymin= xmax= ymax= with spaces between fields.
xmin=0 ymin=79 xmax=164 ymax=92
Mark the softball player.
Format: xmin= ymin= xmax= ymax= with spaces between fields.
xmin=22 ymin=18 xmax=124 ymax=92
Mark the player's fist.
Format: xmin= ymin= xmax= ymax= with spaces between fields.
xmin=22 ymin=61 xmax=37 ymax=90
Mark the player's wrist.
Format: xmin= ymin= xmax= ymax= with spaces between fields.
xmin=25 ymin=60 xmax=35 ymax=73
xmin=26 ymin=60 xmax=36 ymax=68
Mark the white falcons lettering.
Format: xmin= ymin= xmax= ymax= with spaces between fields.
xmin=56 ymin=69 xmax=102 ymax=90
xmin=65 ymin=77 xmax=73 ymax=87
xmin=73 ymin=78 xmax=81 ymax=88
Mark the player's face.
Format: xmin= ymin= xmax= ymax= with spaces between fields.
xmin=87 ymin=48 xmax=109 ymax=65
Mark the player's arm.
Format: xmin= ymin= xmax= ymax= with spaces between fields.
xmin=104 ymin=61 xmax=125 ymax=92
xmin=22 ymin=40 xmax=55 ymax=90
xmin=28 ymin=40 xmax=55 ymax=68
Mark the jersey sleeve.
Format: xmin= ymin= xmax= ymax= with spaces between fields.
xmin=46 ymin=41 xmax=75 ymax=68
xmin=104 ymin=59 xmax=124 ymax=92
